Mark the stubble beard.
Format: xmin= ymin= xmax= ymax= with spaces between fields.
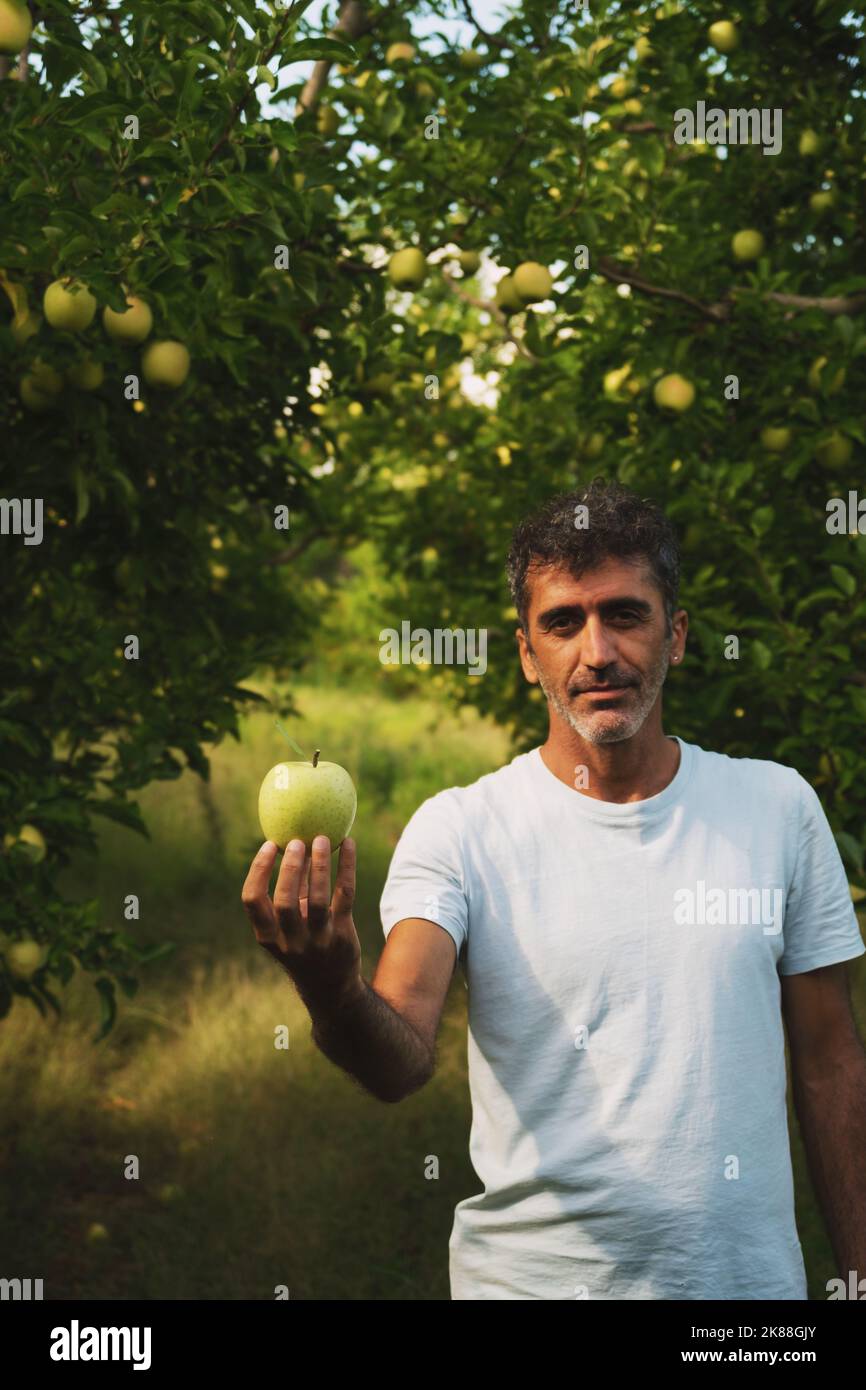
xmin=532 ymin=641 xmax=672 ymax=746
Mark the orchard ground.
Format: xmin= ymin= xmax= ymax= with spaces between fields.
xmin=0 ymin=675 xmax=863 ymax=1300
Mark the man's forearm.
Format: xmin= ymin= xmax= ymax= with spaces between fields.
xmin=792 ymin=1051 xmax=866 ymax=1278
xmin=305 ymin=978 xmax=433 ymax=1103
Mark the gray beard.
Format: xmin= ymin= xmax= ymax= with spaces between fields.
xmin=533 ymin=644 xmax=671 ymax=745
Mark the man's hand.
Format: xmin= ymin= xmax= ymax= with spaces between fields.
xmin=241 ymin=834 xmax=363 ymax=1015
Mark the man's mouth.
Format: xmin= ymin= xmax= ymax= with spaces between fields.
xmin=579 ymin=685 xmax=631 ymax=699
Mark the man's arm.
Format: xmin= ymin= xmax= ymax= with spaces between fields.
xmin=242 ymin=837 xmax=456 ymax=1105
xmin=312 ymin=918 xmax=457 ymax=1103
xmin=781 ymin=961 xmax=866 ymax=1277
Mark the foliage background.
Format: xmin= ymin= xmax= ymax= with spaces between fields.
xmin=1 ymin=0 xmax=865 ymax=1299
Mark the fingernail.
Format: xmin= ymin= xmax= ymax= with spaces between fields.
xmin=289 ymin=839 xmax=305 ymax=855
xmin=313 ymin=835 xmax=330 ymax=851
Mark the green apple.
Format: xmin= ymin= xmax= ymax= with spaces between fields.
xmin=458 ymin=48 xmax=484 ymax=70
xmin=708 ymin=20 xmax=738 ymax=53
xmin=581 ymin=431 xmax=606 ymax=458
xmin=760 ymin=426 xmax=791 ymax=453
xmin=815 ymin=432 xmax=852 ymax=470
xmin=654 ymin=373 xmax=695 ymax=412
xmin=141 ymin=339 xmax=190 ymax=389
xmin=0 ymin=0 xmax=32 ymax=54
xmin=103 ymin=294 xmax=153 ymax=343
xmin=513 ymin=261 xmax=553 ymax=304
xmin=43 ymin=278 xmax=97 ymax=332
xmin=494 ymin=274 xmax=524 ymax=314
xmin=635 ymin=36 xmax=652 ymax=61
xmin=415 ymin=79 xmax=435 ymax=99
xmin=258 ymin=753 xmax=357 ymax=852
xmin=4 ymin=939 xmax=47 ymax=979
xmin=317 ymin=104 xmax=340 ymax=136
xmin=21 ymin=359 xmax=63 ymax=409
xmin=388 ymin=247 xmax=426 ymax=291
xmin=386 ymin=41 xmax=415 ymax=65
xmin=731 ymin=229 xmax=764 ymax=261
xmin=457 ymin=249 xmax=482 ymax=274
xmin=85 ymin=1222 xmax=109 ymax=1245
xmin=19 ymin=376 xmax=54 ymax=411
xmin=809 ymin=190 xmax=835 ymax=214
xmin=798 ymin=129 xmax=821 ymax=157
xmin=67 ymin=356 xmax=104 ymax=390
xmin=609 ymin=75 xmax=632 ymax=99
xmin=808 ymin=355 xmax=845 ymax=394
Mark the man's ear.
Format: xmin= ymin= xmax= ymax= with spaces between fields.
xmin=516 ymin=628 xmax=539 ymax=685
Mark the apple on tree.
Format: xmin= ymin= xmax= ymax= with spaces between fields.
xmin=815 ymin=433 xmax=852 ymax=471
xmin=103 ymin=294 xmax=153 ymax=343
xmin=317 ymin=104 xmax=340 ymax=137
xmin=494 ymin=274 xmax=524 ymax=315
xmin=513 ymin=262 xmax=553 ymax=305
xmin=809 ymin=190 xmax=835 ymax=214
xmin=387 ymin=248 xmax=426 ymax=291
xmin=141 ymin=340 xmax=190 ymax=389
xmin=43 ymin=278 xmax=97 ymax=332
xmin=386 ymin=41 xmax=415 ymax=66
xmin=760 ymin=427 xmax=792 ymax=453
xmin=653 ymin=373 xmax=695 ymax=412
xmin=3 ymin=939 xmax=47 ymax=980
xmin=708 ymin=20 xmax=738 ymax=53
xmin=0 ymin=0 xmax=32 ymax=54
xmin=258 ymin=751 xmax=357 ymax=853
xmin=67 ymin=356 xmax=105 ymax=391
xmin=731 ymin=229 xmax=765 ymax=261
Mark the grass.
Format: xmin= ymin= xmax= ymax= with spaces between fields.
xmin=0 ymin=680 xmax=861 ymax=1299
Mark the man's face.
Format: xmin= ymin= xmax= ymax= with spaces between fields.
xmin=517 ymin=556 xmax=686 ymax=745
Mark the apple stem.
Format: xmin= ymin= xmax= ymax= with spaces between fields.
xmin=313 ymin=749 xmax=320 ymax=768
xmin=274 ymin=720 xmax=307 ymax=760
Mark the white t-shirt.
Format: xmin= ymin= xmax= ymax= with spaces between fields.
xmin=379 ymin=736 xmax=865 ymax=1300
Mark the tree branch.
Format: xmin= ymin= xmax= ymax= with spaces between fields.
xmin=596 ymin=258 xmax=866 ymax=323
xmin=596 ymin=257 xmax=727 ymax=322
xmin=458 ymin=0 xmax=510 ymax=51
xmin=204 ymin=0 xmax=314 ymax=173
xmin=295 ymin=0 xmax=376 ymax=117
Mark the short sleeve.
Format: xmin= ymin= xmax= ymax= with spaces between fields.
xmin=779 ymin=776 xmax=866 ymax=975
xmin=379 ymin=789 xmax=468 ymax=955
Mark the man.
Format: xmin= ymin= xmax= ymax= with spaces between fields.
xmin=242 ymin=478 xmax=866 ymax=1300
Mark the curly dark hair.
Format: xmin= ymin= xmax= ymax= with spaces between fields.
xmin=505 ymin=478 xmax=681 ymax=637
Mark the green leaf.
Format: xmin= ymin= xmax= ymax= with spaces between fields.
xmin=79 ymin=51 xmax=108 ymax=90
xmin=87 ymin=800 xmax=150 ymax=838
xmin=257 ymin=65 xmax=277 ymax=90
xmin=93 ymin=977 xmax=117 ymax=1043
xmin=379 ymin=93 xmax=406 ymax=137
xmin=830 ymin=564 xmax=856 ymax=597
xmin=282 ymin=38 xmax=356 ymax=63
xmin=751 ymin=640 xmax=772 ymax=670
